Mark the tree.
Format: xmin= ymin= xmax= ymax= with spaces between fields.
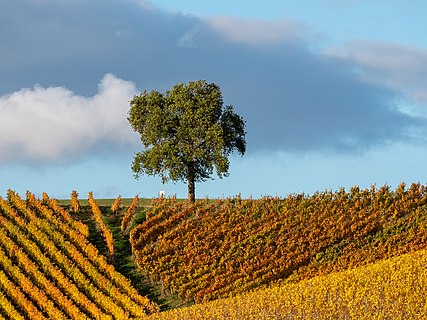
xmin=128 ymin=80 xmax=246 ymax=203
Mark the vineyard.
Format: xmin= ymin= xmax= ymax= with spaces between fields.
xmin=131 ymin=183 xmax=427 ymax=303
xmin=0 ymin=190 xmax=157 ymax=319
xmin=146 ymin=247 xmax=427 ymax=319
xmin=1 ymin=183 xmax=427 ymax=319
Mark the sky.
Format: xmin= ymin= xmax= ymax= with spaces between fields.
xmin=1 ymin=0 xmax=427 ymax=199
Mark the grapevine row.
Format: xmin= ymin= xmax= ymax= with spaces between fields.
xmin=0 ymin=227 xmax=87 ymax=319
xmin=41 ymin=191 xmax=89 ymax=237
xmin=70 ymin=190 xmax=80 ymax=214
xmin=0 ymin=288 xmax=24 ymax=320
xmin=0 ymin=269 xmax=47 ymax=320
xmin=16 ymin=192 xmax=155 ymax=318
xmin=121 ymin=194 xmax=139 ymax=235
xmin=111 ymin=195 xmax=122 ymax=216
xmin=1 ymin=191 xmax=158 ymax=318
xmin=0 ymin=198 xmax=111 ymax=319
xmin=35 ymin=192 xmax=157 ymax=313
xmin=88 ymin=192 xmax=115 ymax=257
xmin=131 ymin=183 xmax=427 ymax=302
xmin=0 ymin=242 xmax=68 ymax=319
xmin=146 ymin=247 xmax=427 ymax=319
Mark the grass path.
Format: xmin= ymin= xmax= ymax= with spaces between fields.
xmin=60 ymin=198 xmax=189 ymax=311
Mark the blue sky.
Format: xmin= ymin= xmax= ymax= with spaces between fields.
xmin=1 ymin=0 xmax=427 ymax=199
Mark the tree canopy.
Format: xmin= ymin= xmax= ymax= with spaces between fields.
xmin=128 ymin=80 xmax=246 ymax=203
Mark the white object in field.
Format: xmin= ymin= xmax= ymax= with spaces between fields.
xmin=159 ymin=190 xmax=166 ymax=198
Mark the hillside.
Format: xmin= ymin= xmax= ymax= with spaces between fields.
xmin=0 ymin=190 xmax=158 ymax=319
xmin=147 ymin=247 xmax=427 ymax=319
xmin=130 ymin=183 xmax=427 ymax=303
xmin=1 ymin=183 xmax=426 ymax=318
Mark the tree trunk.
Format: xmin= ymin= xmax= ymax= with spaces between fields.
xmin=187 ymin=162 xmax=196 ymax=203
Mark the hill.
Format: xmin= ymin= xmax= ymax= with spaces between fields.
xmin=130 ymin=183 xmax=427 ymax=303
xmin=1 ymin=183 xmax=426 ymax=318
xmin=146 ymin=247 xmax=427 ymax=319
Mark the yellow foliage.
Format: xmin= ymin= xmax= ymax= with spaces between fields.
xmin=121 ymin=194 xmax=138 ymax=235
xmin=146 ymin=248 xmax=427 ymax=319
xmin=88 ymin=192 xmax=115 ymax=257
xmin=132 ymin=184 xmax=427 ymax=302
xmin=70 ymin=190 xmax=80 ymax=214
xmin=111 ymin=194 xmax=122 ymax=214
xmin=0 ymin=191 xmax=158 ymax=318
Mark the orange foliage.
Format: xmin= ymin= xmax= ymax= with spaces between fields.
xmin=0 ymin=191 xmax=158 ymax=318
xmin=88 ymin=191 xmax=115 ymax=257
xmin=131 ymin=183 xmax=427 ymax=302
xmin=121 ymin=194 xmax=139 ymax=235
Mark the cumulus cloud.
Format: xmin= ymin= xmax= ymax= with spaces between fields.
xmin=1 ymin=0 xmax=427 ymax=160
xmin=0 ymin=74 xmax=138 ymax=164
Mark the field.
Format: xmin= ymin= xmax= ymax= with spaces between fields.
xmin=0 ymin=183 xmax=427 ymax=319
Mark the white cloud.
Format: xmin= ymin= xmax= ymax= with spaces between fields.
xmin=0 ymin=74 xmax=138 ymax=164
xmin=328 ymin=40 xmax=427 ymax=105
xmin=134 ymin=0 xmax=155 ymax=10
xmin=2 ymin=1 xmax=425 ymax=156
xmin=207 ymin=16 xmax=307 ymax=46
